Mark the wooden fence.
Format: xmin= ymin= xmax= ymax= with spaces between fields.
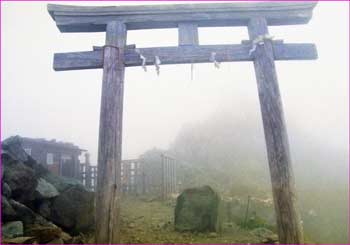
xmin=79 ymin=163 xmax=97 ymax=191
xmin=79 ymin=155 xmax=177 ymax=198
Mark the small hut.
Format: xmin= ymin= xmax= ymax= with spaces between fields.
xmin=16 ymin=136 xmax=85 ymax=179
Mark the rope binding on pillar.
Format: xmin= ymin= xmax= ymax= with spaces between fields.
xmin=249 ymin=34 xmax=274 ymax=56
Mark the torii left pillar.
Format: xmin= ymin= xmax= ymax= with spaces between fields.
xmin=95 ymin=21 xmax=126 ymax=244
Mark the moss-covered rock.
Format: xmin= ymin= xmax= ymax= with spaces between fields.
xmin=50 ymin=185 xmax=95 ymax=234
xmin=175 ymin=186 xmax=220 ymax=232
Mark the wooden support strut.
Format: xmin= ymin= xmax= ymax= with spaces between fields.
xmin=178 ymin=23 xmax=199 ymax=46
xmin=95 ymin=21 xmax=126 ymax=244
xmin=248 ymin=17 xmax=304 ymax=244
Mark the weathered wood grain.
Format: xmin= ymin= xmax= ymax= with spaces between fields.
xmin=178 ymin=23 xmax=199 ymax=46
xmin=47 ymin=2 xmax=317 ymax=32
xmin=248 ymin=17 xmax=304 ymax=244
xmin=53 ymin=43 xmax=317 ymax=71
xmin=93 ymin=44 xmax=135 ymax=51
xmin=95 ymin=21 xmax=126 ymax=244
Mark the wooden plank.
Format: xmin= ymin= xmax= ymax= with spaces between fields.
xmin=54 ymin=50 xmax=102 ymax=70
xmin=248 ymin=17 xmax=304 ymax=244
xmin=47 ymin=2 xmax=317 ymax=32
xmin=178 ymin=23 xmax=199 ymax=46
xmin=53 ymin=43 xmax=317 ymax=71
xmin=95 ymin=21 xmax=126 ymax=244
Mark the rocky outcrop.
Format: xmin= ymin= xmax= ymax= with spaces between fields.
xmin=175 ymin=185 xmax=221 ymax=232
xmin=1 ymin=136 xmax=95 ymax=243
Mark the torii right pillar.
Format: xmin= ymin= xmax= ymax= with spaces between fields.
xmin=248 ymin=17 xmax=304 ymax=243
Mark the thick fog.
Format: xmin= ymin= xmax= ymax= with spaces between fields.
xmin=2 ymin=2 xmax=349 ymax=243
xmin=2 ymin=1 xmax=348 ymax=168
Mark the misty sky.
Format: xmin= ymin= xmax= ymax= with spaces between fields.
xmin=2 ymin=1 xmax=349 ymax=164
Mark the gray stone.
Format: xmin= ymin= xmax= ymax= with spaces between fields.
xmin=9 ymin=199 xmax=50 ymax=230
xmin=2 ymin=157 xmax=37 ymax=203
xmin=50 ymin=185 xmax=95 ymax=234
xmin=8 ymin=199 xmax=37 ymax=226
xmin=2 ymin=221 xmax=24 ymax=238
xmin=35 ymin=178 xmax=59 ymax=199
xmin=43 ymin=172 xmax=85 ymax=193
xmin=175 ymin=185 xmax=221 ymax=232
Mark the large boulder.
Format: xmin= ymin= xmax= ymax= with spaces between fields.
xmin=175 ymin=186 xmax=221 ymax=232
xmin=50 ymin=185 xmax=95 ymax=234
xmin=2 ymin=156 xmax=37 ymax=203
xmin=34 ymin=178 xmax=59 ymax=199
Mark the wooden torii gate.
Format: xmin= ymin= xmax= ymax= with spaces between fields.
xmin=48 ymin=2 xmax=318 ymax=244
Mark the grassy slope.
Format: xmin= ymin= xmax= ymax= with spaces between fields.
xmin=118 ymin=196 xmax=265 ymax=244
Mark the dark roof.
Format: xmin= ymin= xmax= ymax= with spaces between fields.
xmin=48 ymin=2 xmax=317 ymax=32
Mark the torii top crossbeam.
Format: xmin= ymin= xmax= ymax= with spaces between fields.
xmin=48 ymin=2 xmax=316 ymax=32
xmin=49 ymin=2 xmax=318 ymax=71
xmin=48 ymin=2 xmax=318 ymax=244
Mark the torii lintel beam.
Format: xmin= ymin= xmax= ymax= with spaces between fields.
xmin=53 ymin=43 xmax=318 ymax=71
xmin=48 ymin=2 xmax=317 ymax=32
